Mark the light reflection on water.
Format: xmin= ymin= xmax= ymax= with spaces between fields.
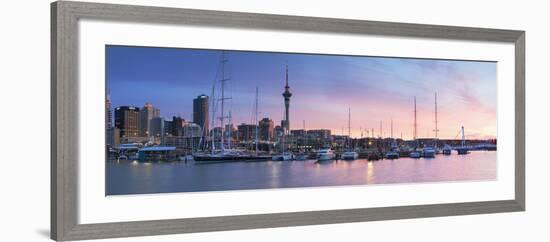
xmin=106 ymin=151 xmax=496 ymax=195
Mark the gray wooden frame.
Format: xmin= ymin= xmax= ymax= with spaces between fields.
xmin=51 ymin=1 xmax=525 ymax=241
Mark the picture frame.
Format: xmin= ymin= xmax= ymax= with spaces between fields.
xmin=51 ymin=1 xmax=525 ymax=241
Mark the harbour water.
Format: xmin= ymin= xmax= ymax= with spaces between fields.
xmin=106 ymin=151 xmax=496 ymax=195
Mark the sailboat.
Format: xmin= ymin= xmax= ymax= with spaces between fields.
xmin=341 ymin=107 xmax=359 ymax=160
xmin=421 ymin=93 xmax=437 ymax=158
xmin=442 ymin=144 xmax=452 ymax=155
xmin=193 ymin=52 xmax=251 ymax=163
xmin=385 ymin=119 xmax=399 ymax=159
xmin=455 ymin=126 xmax=470 ymax=155
xmin=410 ymin=96 xmax=421 ymax=159
xmin=272 ymin=109 xmax=293 ymax=161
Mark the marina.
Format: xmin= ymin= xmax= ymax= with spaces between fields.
xmin=105 ymin=46 xmax=498 ymax=195
xmin=107 ymin=151 xmax=496 ymax=195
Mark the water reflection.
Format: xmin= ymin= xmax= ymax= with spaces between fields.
xmin=107 ymin=151 xmax=496 ymax=195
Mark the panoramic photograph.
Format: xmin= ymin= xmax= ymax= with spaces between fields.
xmin=105 ymin=45 xmax=497 ymax=195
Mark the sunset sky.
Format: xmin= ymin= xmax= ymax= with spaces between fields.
xmin=107 ymin=45 xmax=497 ymax=140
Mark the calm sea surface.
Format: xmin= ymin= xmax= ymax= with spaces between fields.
xmin=106 ymin=151 xmax=496 ymax=195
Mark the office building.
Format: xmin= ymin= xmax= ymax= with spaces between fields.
xmin=259 ymin=118 xmax=274 ymax=141
xmin=193 ymin=94 xmax=209 ymax=136
xmin=139 ymin=102 xmax=160 ymax=137
xmin=114 ymin=106 xmax=140 ymax=138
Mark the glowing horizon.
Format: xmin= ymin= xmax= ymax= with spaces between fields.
xmin=107 ymin=46 xmax=497 ymax=140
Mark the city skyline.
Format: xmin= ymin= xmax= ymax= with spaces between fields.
xmin=107 ymin=45 xmax=497 ymax=140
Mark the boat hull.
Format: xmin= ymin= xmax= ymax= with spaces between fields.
xmin=271 ymin=154 xmax=293 ymax=161
xmin=410 ymin=152 xmax=421 ymax=158
xmin=317 ymin=154 xmax=336 ymax=162
xmin=456 ymin=147 xmax=469 ymax=155
xmin=385 ymin=152 xmax=399 ymax=159
xmin=341 ymin=152 xmax=359 ymax=160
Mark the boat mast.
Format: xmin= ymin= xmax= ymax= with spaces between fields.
xmin=414 ymin=96 xmax=417 ymax=139
xmin=209 ymin=79 xmax=216 ymax=154
xmin=219 ymin=51 xmax=231 ymax=151
xmin=461 ymin=126 xmax=465 ymax=146
xmin=391 ymin=119 xmax=393 ymax=139
xmin=347 ymin=107 xmax=352 ymax=149
xmin=348 ymin=107 xmax=351 ymax=137
xmin=434 ymin=92 xmax=439 ymax=139
xmin=414 ymin=96 xmax=418 ymax=148
xmin=379 ymin=120 xmax=382 ymax=138
xmin=228 ymin=111 xmax=232 ymax=150
xmin=254 ymin=87 xmax=259 ymax=155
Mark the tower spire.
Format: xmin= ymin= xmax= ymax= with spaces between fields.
xmin=285 ymin=64 xmax=289 ymax=88
xmin=282 ymin=64 xmax=292 ymax=136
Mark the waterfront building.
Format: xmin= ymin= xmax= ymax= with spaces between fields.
xmin=163 ymin=136 xmax=200 ymax=151
xmin=282 ymin=65 xmax=292 ymax=135
xmin=259 ymin=118 xmax=274 ymax=141
xmin=331 ymin=135 xmax=349 ymax=151
xmin=138 ymin=146 xmax=180 ymax=162
xmin=159 ymin=120 xmax=202 ymax=151
xmin=193 ymin=94 xmax=209 ymax=137
xmin=237 ymin=123 xmax=257 ymax=142
xmin=139 ymin=102 xmax=160 ymax=137
xmin=307 ymin=129 xmax=332 ymax=139
xmin=290 ymin=129 xmax=306 ymax=136
xmin=114 ymin=106 xmax=140 ymax=138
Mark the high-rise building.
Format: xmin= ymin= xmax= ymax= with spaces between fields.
xmin=282 ymin=65 xmax=292 ymax=135
xmin=106 ymin=127 xmax=120 ymax=147
xmin=139 ymin=102 xmax=160 ymax=137
xmin=193 ymin=94 xmax=209 ymax=136
xmin=170 ymin=116 xmax=186 ymax=136
xmin=259 ymin=118 xmax=274 ymax=141
xmin=105 ymin=92 xmax=112 ymax=128
xmin=149 ymin=117 xmax=165 ymax=139
xmin=163 ymin=119 xmax=173 ymax=137
xmin=114 ymin=106 xmax=140 ymax=138
xmin=237 ymin=123 xmax=257 ymax=142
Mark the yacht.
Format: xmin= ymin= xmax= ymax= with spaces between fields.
xmin=272 ymin=152 xmax=293 ymax=161
xmin=341 ymin=150 xmax=359 ymax=160
xmin=341 ymin=108 xmax=359 ymax=161
xmin=385 ymin=140 xmax=399 ymax=159
xmin=422 ymin=146 xmax=436 ymax=158
xmin=317 ymin=148 xmax=336 ymax=162
xmin=442 ymin=144 xmax=452 ymax=155
xmin=455 ymin=126 xmax=470 ymax=155
xmin=409 ymin=150 xmax=421 ymax=159
xmin=456 ymin=147 xmax=470 ymax=155
xmin=385 ymin=150 xmax=399 ymax=159
xmin=294 ymin=153 xmax=309 ymax=161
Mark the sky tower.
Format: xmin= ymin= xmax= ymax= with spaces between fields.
xmin=282 ymin=65 xmax=292 ymax=135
